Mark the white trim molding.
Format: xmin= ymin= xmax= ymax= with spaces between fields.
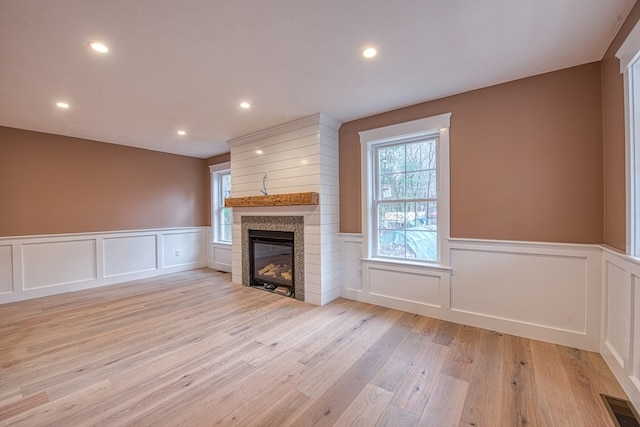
xmin=617 ymin=20 xmax=640 ymax=73
xmin=0 ymin=227 xmax=208 ymax=304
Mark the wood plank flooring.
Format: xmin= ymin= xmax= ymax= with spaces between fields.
xmin=0 ymin=268 xmax=629 ymax=426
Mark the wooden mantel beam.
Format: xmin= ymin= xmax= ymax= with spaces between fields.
xmin=224 ymin=192 xmax=319 ymax=207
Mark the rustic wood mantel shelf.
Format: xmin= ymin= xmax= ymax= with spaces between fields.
xmin=224 ymin=192 xmax=319 ymax=207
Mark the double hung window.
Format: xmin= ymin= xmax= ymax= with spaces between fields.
xmin=374 ymin=136 xmax=438 ymax=261
xmin=617 ymin=22 xmax=640 ymax=255
xmin=210 ymin=163 xmax=232 ymax=243
xmin=360 ymin=113 xmax=451 ymax=265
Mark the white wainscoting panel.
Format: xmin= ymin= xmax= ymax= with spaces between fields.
xmin=103 ymin=234 xmax=157 ymax=277
xmin=340 ymin=235 xmax=601 ymax=351
xmin=604 ymin=260 xmax=631 ymax=367
xmin=601 ymin=248 xmax=640 ymax=412
xmin=0 ymin=245 xmax=14 ymax=294
xmin=0 ymin=227 xmax=208 ymax=304
xmin=340 ymin=233 xmax=450 ymax=316
xmin=22 ymin=239 xmax=97 ymax=289
xmin=210 ymin=244 xmax=232 ymax=272
xmin=636 ymin=273 xmax=640 ymax=399
xmin=450 ymin=249 xmax=587 ymax=334
xmin=367 ymin=262 xmax=442 ymax=308
xmin=448 ymin=240 xmax=601 ymax=351
xmin=339 ymin=234 xmax=363 ymax=296
xmin=162 ymin=230 xmax=204 ymax=268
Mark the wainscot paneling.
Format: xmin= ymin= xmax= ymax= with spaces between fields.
xmin=22 ymin=239 xmax=97 ymax=289
xmin=367 ymin=262 xmax=443 ymax=309
xmin=0 ymin=245 xmax=14 ymax=294
xmin=162 ymin=230 xmax=205 ymax=268
xmin=449 ymin=239 xmax=601 ymax=351
xmin=601 ymin=248 xmax=640 ymax=412
xmin=339 ymin=235 xmax=601 ymax=352
xmin=0 ymin=227 xmax=208 ymax=304
xmin=208 ymin=238 xmax=232 ymax=273
xmin=103 ymin=234 xmax=157 ymax=277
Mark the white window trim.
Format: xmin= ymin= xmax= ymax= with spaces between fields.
xmin=209 ymin=162 xmax=231 ymax=245
xmin=617 ymin=20 xmax=640 ymax=256
xmin=359 ymin=113 xmax=451 ymax=267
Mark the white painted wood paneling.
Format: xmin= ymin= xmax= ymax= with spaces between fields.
xmin=633 ymin=273 xmax=640 ymax=391
xmin=368 ymin=264 xmax=441 ymax=308
xmin=0 ymin=227 xmax=208 ymax=304
xmin=0 ymin=245 xmax=14 ymax=294
xmin=210 ymin=245 xmax=232 ymax=272
xmin=22 ymin=239 xmax=97 ymax=289
xmin=450 ymin=249 xmax=588 ymax=334
xmin=448 ymin=239 xmax=601 ymax=351
xmin=103 ymin=235 xmax=157 ymax=277
xmin=601 ymin=248 xmax=640 ymax=412
xmin=340 ymin=234 xmax=363 ymax=294
xmin=163 ymin=231 xmax=204 ymax=267
xmin=228 ymin=113 xmax=341 ymax=305
xmin=340 ymin=238 xmax=640 ymax=409
xmin=340 ymin=235 xmax=601 ymax=351
xmin=604 ymin=260 xmax=631 ymax=367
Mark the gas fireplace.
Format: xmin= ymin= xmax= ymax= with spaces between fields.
xmin=249 ymin=229 xmax=294 ymax=297
xmin=241 ymin=216 xmax=305 ymax=301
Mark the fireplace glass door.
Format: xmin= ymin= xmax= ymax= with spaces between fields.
xmin=249 ymin=230 xmax=294 ymax=297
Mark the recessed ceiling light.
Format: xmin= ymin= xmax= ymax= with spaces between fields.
xmin=177 ymin=130 xmax=186 ymax=136
xmin=362 ymin=47 xmax=377 ymax=58
xmin=255 ymin=149 xmax=263 ymax=155
xmin=240 ymin=102 xmax=251 ymax=109
xmin=56 ymin=102 xmax=70 ymax=109
xmin=89 ymin=42 xmax=109 ymax=53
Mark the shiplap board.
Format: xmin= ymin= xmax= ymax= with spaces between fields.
xmin=228 ymin=113 xmax=340 ymax=305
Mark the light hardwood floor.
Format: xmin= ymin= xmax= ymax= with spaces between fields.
xmin=0 ymin=268 xmax=629 ymax=426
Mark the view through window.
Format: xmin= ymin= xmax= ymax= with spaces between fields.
xmin=218 ymin=171 xmax=232 ymax=242
xmin=375 ymin=137 xmax=438 ymax=261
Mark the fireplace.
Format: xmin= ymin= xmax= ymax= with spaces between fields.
xmin=249 ymin=229 xmax=294 ymax=297
xmin=241 ymin=216 xmax=305 ymax=301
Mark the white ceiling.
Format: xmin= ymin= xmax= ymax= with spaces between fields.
xmin=0 ymin=0 xmax=636 ymax=159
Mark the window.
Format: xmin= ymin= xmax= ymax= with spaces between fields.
xmin=617 ymin=21 xmax=640 ymax=255
xmin=210 ymin=163 xmax=232 ymax=243
xmin=360 ymin=113 xmax=451 ymax=265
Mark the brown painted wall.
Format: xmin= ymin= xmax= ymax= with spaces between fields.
xmin=0 ymin=126 xmax=207 ymax=237
xmin=204 ymin=152 xmax=232 ymax=226
xmin=340 ymin=62 xmax=604 ymax=244
xmin=602 ymin=4 xmax=640 ymax=251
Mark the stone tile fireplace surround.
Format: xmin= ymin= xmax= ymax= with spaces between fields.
xmin=227 ymin=114 xmax=341 ymax=306
xmin=241 ymin=216 xmax=304 ymax=301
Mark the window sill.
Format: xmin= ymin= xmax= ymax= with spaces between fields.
xmin=362 ymin=257 xmax=451 ymax=272
xmin=211 ymin=241 xmax=232 ymax=246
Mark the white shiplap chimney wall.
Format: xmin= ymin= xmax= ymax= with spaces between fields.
xmin=227 ymin=113 xmax=341 ymax=305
